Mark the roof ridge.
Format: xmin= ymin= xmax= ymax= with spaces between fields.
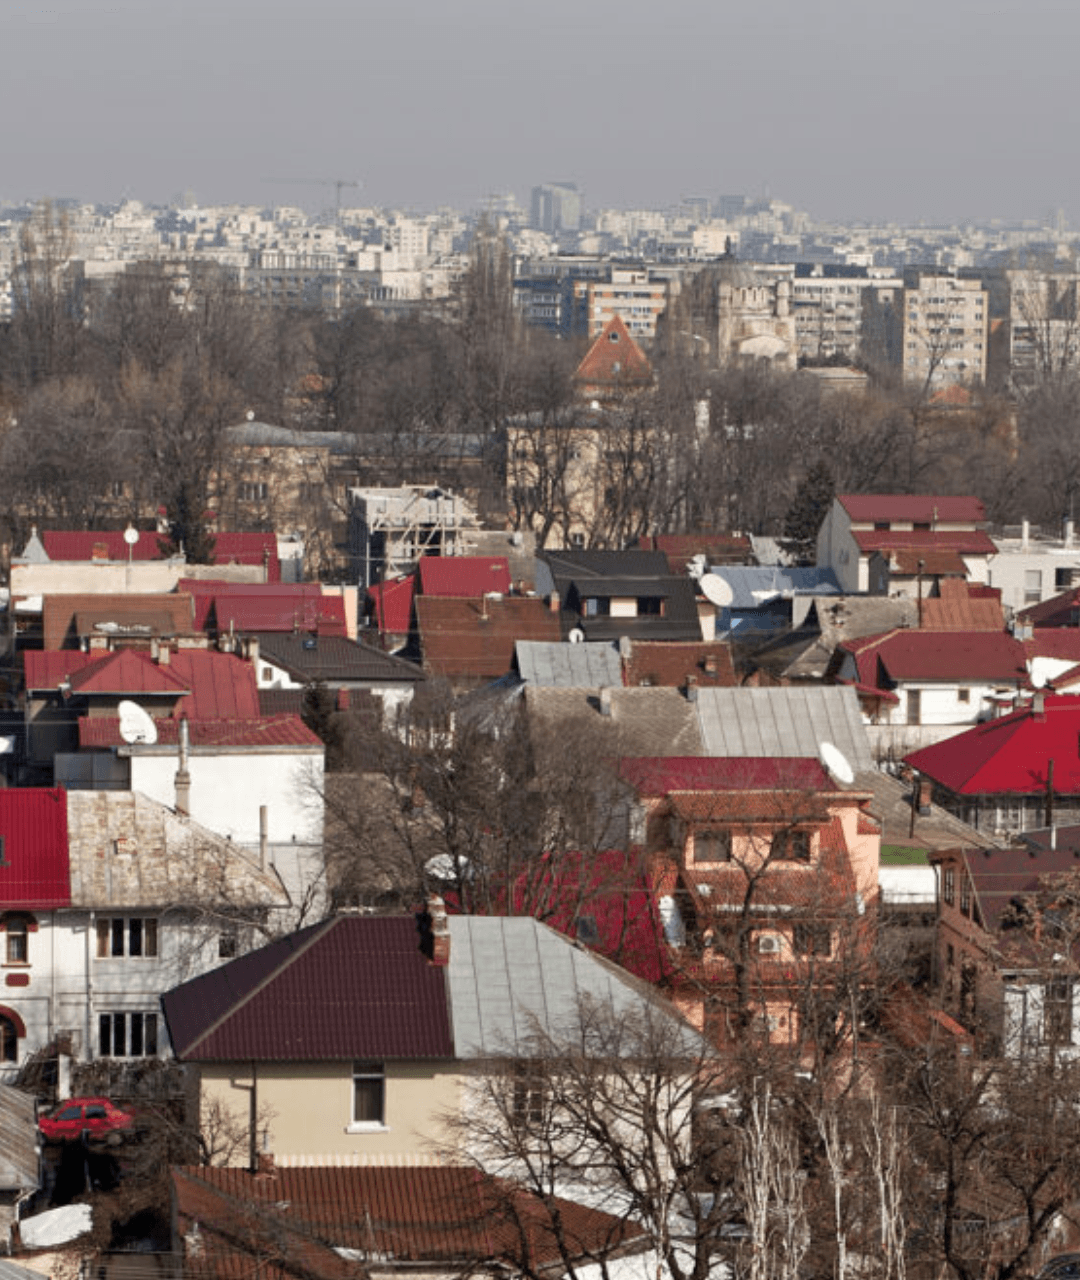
xmin=179 ymin=916 xmax=342 ymax=1059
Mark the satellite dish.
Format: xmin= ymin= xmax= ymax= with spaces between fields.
xmin=122 ymin=525 xmax=139 ymax=547
xmin=118 ymin=700 xmax=158 ymax=746
xmin=568 ymin=627 xmax=586 ymax=644
xmin=1031 ymin=667 xmax=1049 ymax=690
xmin=819 ymin=740 xmax=855 ymax=786
xmin=425 ymin=853 xmax=471 ymax=882
xmin=699 ymin=573 xmax=734 ymax=608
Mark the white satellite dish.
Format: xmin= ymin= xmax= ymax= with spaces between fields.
xmin=687 ymin=554 xmax=708 ymax=581
xmin=425 ymin=853 xmax=472 ymax=882
xmin=699 ymin=573 xmax=734 ymax=608
xmin=118 ymin=700 xmax=158 ymax=746
xmin=122 ymin=525 xmax=139 ymax=547
xmin=1031 ymin=667 xmax=1049 ymax=690
xmin=819 ymin=740 xmax=855 ymax=786
xmin=568 ymin=627 xmax=586 ymax=644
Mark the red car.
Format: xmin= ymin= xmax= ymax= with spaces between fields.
xmin=39 ymin=1097 xmax=134 ymax=1143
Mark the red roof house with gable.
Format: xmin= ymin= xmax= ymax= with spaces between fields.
xmin=573 ymin=314 xmax=654 ymax=399
xmin=905 ymin=693 xmax=1080 ymax=834
xmin=816 ymin=494 xmax=996 ymax=594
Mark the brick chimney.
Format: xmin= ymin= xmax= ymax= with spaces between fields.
xmin=425 ymin=894 xmax=450 ymax=966
xmin=91 ymin=541 xmax=109 ymax=562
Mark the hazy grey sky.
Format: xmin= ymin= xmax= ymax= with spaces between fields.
xmin=4 ymin=0 xmax=1079 ymax=224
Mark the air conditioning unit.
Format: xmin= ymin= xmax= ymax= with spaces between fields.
xmin=758 ymin=934 xmax=782 ymax=956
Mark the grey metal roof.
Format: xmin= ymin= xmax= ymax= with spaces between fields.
xmin=515 ymin=640 xmax=622 ymax=687
xmin=0 ymin=1086 xmax=38 ymax=1193
xmin=446 ymin=917 xmax=694 ymax=1057
xmin=693 ymin=686 xmax=873 ymax=771
xmin=710 ymin=567 xmax=842 ymax=610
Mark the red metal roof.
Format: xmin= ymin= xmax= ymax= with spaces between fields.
xmin=838 ymin=495 xmax=986 ymax=524
xmin=621 ymin=756 xmax=833 ymax=796
xmin=0 ymin=789 xmax=71 ymax=909
xmin=368 ymin=574 xmax=416 ymax=634
xmin=79 ymin=714 xmax=321 ymax=749
xmin=905 ymin=694 xmax=1080 ymax=795
xmin=28 ymin=649 xmax=260 ymax=721
xmin=66 ymin=650 xmax=191 ymax=695
xmin=41 ymin=530 xmax=280 ymax=578
xmin=841 ymin=629 xmax=1027 ymax=685
xmin=214 ymin=595 xmax=346 ymax=636
xmin=163 ymin=915 xmax=455 ymax=1062
xmin=178 ymin=581 xmax=328 ymax=634
xmin=418 ymin=556 xmax=512 ymax=598
xmin=1024 ymin=630 xmax=1080 ymax=664
xmin=1019 ymin=588 xmax=1080 ymax=627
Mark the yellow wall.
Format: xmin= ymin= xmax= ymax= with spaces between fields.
xmin=200 ymin=1059 xmax=461 ymax=1164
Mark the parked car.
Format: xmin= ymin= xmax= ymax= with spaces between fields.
xmin=39 ymin=1097 xmax=134 ymax=1143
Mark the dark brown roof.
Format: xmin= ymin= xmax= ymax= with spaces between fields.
xmin=162 ymin=916 xmax=454 ymax=1062
xmin=42 ymin=593 xmax=195 ymax=650
xmin=176 ymin=1165 xmax=642 ymax=1267
xmin=254 ymin=633 xmax=425 ymax=685
xmin=415 ymin=596 xmax=560 ymax=683
xmin=626 ymin=641 xmax=736 ymax=689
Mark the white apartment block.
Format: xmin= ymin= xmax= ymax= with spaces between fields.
xmin=902 ymin=272 xmax=988 ymax=387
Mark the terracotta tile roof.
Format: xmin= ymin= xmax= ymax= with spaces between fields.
xmin=882 ymin=548 xmax=971 ymax=576
xmin=174 ymin=1164 xmax=644 ymax=1273
xmin=852 ymin=529 xmax=997 ymax=556
xmin=573 ymin=314 xmax=653 ymax=388
xmin=42 ymin=593 xmax=195 ymax=650
xmin=41 ymin=530 xmax=280 ymax=578
xmin=416 ymin=596 xmax=560 ymax=682
xmin=418 ymin=556 xmax=512 ymax=598
xmin=163 ymin=915 xmax=455 ymax=1062
xmin=621 ymin=756 xmax=833 ymax=796
xmin=841 ymin=629 xmax=1027 ymax=685
xmin=838 ymin=495 xmax=986 ymax=524
xmin=0 ymin=789 xmax=70 ymax=909
xmin=79 ymin=714 xmax=322 ymax=750
xmin=367 ymin=574 xmax=416 ymax=634
xmin=905 ymin=694 xmax=1080 ymax=795
xmin=625 ymin=641 xmax=736 ymax=688
xmin=919 ymin=579 xmax=1006 ymax=630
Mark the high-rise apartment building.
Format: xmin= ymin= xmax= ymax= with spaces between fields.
xmin=530 ymin=183 xmax=582 ymax=235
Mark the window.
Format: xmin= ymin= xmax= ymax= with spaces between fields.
xmin=99 ymin=1012 xmax=159 ymax=1057
xmin=5 ymin=918 xmax=27 ymax=965
xmin=943 ymin=867 xmax=956 ymax=906
xmin=512 ymin=1063 xmax=546 ymax=1126
xmin=792 ymin=923 xmax=831 ymax=957
xmin=0 ymin=1015 xmax=18 ymax=1063
xmin=218 ymin=930 xmax=239 ymax=960
xmin=96 ymin=918 xmax=158 ymax=959
xmin=1046 ymin=977 xmax=1074 ymax=1045
xmin=1025 ymin=569 xmax=1042 ymax=605
xmin=957 ymin=688 xmax=970 ymax=704
xmin=694 ymin=829 xmax=733 ymax=863
xmin=960 ymin=875 xmax=972 ymax=917
xmin=352 ymin=1061 xmax=385 ymax=1127
xmin=771 ymin=830 xmax=811 ymax=862
xmin=239 ymin=481 xmax=269 ymax=503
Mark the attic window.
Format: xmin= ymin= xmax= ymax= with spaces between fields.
xmin=609 ymin=331 xmax=620 ymax=342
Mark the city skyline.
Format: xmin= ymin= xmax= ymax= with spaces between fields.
xmin=4 ymin=0 xmax=1080 ymax=226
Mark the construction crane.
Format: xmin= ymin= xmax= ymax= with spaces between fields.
xmin=263 ymin=178 xmax=363 ymax=225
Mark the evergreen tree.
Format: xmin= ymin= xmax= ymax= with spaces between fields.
xmin=780 ymin=462 xmax=834 ymax=565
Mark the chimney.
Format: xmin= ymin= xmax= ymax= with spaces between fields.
xmin=917 ymin=778 xmax=932 ymax=816
xmin=91 ymin=541 xmax=109 ymax=562
xmin=259 ymin=805 xmax=268 ymax=871
xmin=1066 ymin=519 xmax=1076 ymax=550
xmin=1022 ymin=518 xmax=1030 ymax=550
xmin=547 ymin=591 xmax=560 ymax=614
xmin=684 ymin=674 xmax=699 ymax=702
xmin=247 ymin=635 xmax=259 ymax=668
xmin=1034 ymin=689 xmax=1046 ymax=719
xmin=599 ymin=687 xmax=613 ymax=717
xmin=175 ymin=716 xmax=191 ymax=817
xmin=425 ymin=894 xmax=450 ymax=966
xmin=156 ymin=642 xmax=170 ymax=666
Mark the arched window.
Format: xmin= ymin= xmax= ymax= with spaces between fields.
xmin=0 ymin=1007 xmax=27 ymax=1064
